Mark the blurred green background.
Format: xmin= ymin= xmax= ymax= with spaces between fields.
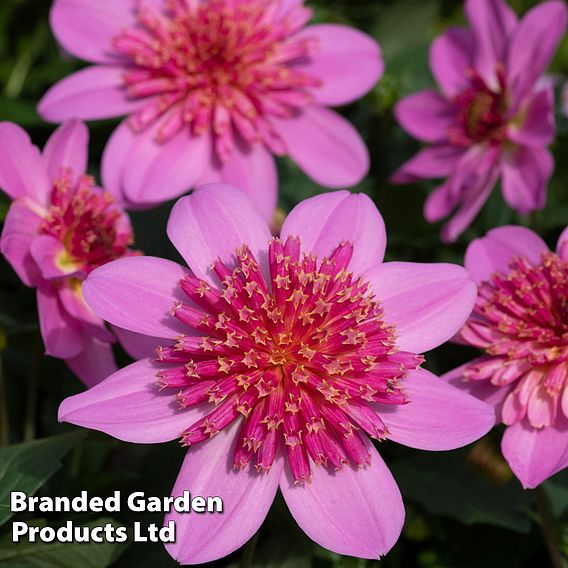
xmin=0 ymin=0 xmax=567 ymax=566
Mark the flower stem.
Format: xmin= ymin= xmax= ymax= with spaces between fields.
xmin=23 ymin=336 xmax=42 ymax=442
xmin=240 ymin=531 xmax=259 ymax=568
xmin=0 ymin=353 xmax=9 ymax=447
xmin=528 ymin=210 xmax=540 ymax=233
xmin=534 ymin=486 xmax=565 ymax=568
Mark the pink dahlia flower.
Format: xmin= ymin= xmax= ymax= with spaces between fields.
xmin=0 ymin=120 xmax=138 ymax=386
xmin=444 ymin=225 xmax=568 ymax=488
xmin=59 ymin=185 xmax=493 ymax=562
xmin=391 ymin=0 xmax=567 ymax=242
xmin=38 ymin=0 xmax=383 ymax=218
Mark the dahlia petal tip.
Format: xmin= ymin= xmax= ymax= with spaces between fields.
xmin=43 ymin=119 xmax=90 ymax=182
xmin=378 ymin=369 xmax=495 ymax=451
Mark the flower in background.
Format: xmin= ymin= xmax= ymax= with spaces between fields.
xmin=0 ymin=120 xmax=139 ymax=386
xmin=563 ymin=82 xmax=568 ymax=117
xmin=59 ymin=185 xmax=493 ymax=563
xmin=38 ymin=0 xmax=383 ymax=218
xmin=391 ymin=0 xmax=567 ymax=242
xmin=444 ymin=226 xmax=568 ymax=488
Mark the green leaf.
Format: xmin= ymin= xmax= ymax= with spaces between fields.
xmin=372 ymin=0 xmax=440 ymax=91
xmin=0 ymin=99 xmax=42 ymax=126
xmin=0 ymin=432 xmax=83 ymax=527
xmin=392 ymin=449 xmax=532 ymax=533
xmin=544 ymin=469 xmax=568 ymax=518
xmin=0 ymin=519 xmax=125 ymax=568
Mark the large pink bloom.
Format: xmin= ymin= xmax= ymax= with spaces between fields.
xmin=0 ymin=120 xmax=138 ymax=387
xmin=38 ymin=0 xmax=383 ymax=217
xmin=444 ymin=225 xmax=568 ymax=488
xmin=391 ymin=0 xmax=567 ymax=242
xmin=59 ymin=185 xmax=493 ymax=562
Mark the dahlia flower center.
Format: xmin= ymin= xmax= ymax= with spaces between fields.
xmin=461 ymin=253 xmax=568 ymax=428
xmin=156 ymin=237 xmax=422 ymax=482
xmin=114 ymin=0 xmax=320 ymax=160
xmin=40 ymin=170 xmax=134 ymax=274
xmin=450 ymin=68 xmax=507 ymax=146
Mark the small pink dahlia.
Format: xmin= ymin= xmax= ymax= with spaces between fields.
xmin=391 ymin=0 xmax=567 ymax=242
xmin=0 ymin=120 xmax=138 ymax=386
xmin=444 ymin=225 xmax=568 ymax=488
xmin=59 ymin=185 xmax=493 ymax=562
xmin=38 ymin=0 xmax=383 ymax=217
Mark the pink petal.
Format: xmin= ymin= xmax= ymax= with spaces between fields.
xmin=501 ymin=416 xmax=568 ymax=488
xmin=100 ymin=120 xmax=139 ymax=204
xmin=30 ymin=235 xmax=80 ymax=280
xmin=280 ymin=440 xmax=404 ymax=559
xmin=501 ymin=146 xmax=553 ymax=215
xmin=441 ymin=361 xmax=509 ymax=419
xmin=0 ymin=122 xmax=50 ymax=203
xmin=507 ymin=82 xmax=555 ymax=148
xmin=192 ymin=155 xmax=222 ymax=187
xmin=167 ymin=184 xmax=272 ymax=284
xmin=501 ymin=390 xmax=526 ymax=425
xmin=0 ymin=201 xmax=42 ymax=287
xmin=119 ymin=122 xmax=209 ymax=206
xmin=202 ymin=142 xmax=277 ymax=222
xmin=50 ymin=0 xmax=135 ymax=64
xmin=165 ymin=423 xmax=283 ymax=564
xmin=465 ymin=0 xmax=518 ymax=89
xmin=65 ymin=338 xmax=117 ymax=388
xmin=376 ymin=368 xmax=495 ymax=450
xmin=424 ymin=181 xmax=458 ymax=223
xmin=507 ymin=0 xmax=567 ymax=109
xmin=464 ymin=225 xmax=548 ymax=284
xmin=294 ymin=24 xmax=383 ymax=106
xmin=82 ymin=256 xmax=189 ymax=339
xmin=281 ymin=191 xmax=386 ymax=275
xmin=365 ymin=262 xmax=476 ymax=353
xmin=440 ymin=147 xmax=500 ymax=243
xmin=59 ymin=358 xmax=206 ymax=442
xmin=527 ymin=385 xmax=556 ymax=428
xmin=429 ymin=27 xmax=475 ymax=97
xmin=394 ymin=90 xmax=456 ymax=143
xmin=391 ymin=145 xmax=464 ymax=184
xmin=43 ymin=120 xmax=89 ymax=182
xmin=273 ymin=0 xmax=305 ymax=19
xmin=270 ymin=106 xmax=369 ymax=188
xmin=58 ymin=280 xmax=115 ymax=343
xmin=38 ymin=66 xmax=139 ymax=123
xmin=556 ymin=226 xmax=568 ymax=261
xmin=37 ymin=281 xmax=84 ymax=359
xmin=113 ymin=326 xmax=163 ymax=360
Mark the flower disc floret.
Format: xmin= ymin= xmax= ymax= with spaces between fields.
xmin=115 ymin=0 xmax=319 ymax=159
xmin=462 ymin=252 xmax=568 ymax=428
xmin=156 ymin=236 xmax=421 ymax=481
xmin=41 ymin=169 xmax=134 ymax=274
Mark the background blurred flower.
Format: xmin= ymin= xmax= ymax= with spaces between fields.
xmin=38 ymin=0 xmax=383 ymax=217
xmin=0 ymin=120 xmax=138 ymax=386
xmin=59 ymin=185 xmax=493 ymax=563
xmin=444 ymin=225 xmax=568 ymax=488
xmin=391 ymin=0 xmax=567 ymax=242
